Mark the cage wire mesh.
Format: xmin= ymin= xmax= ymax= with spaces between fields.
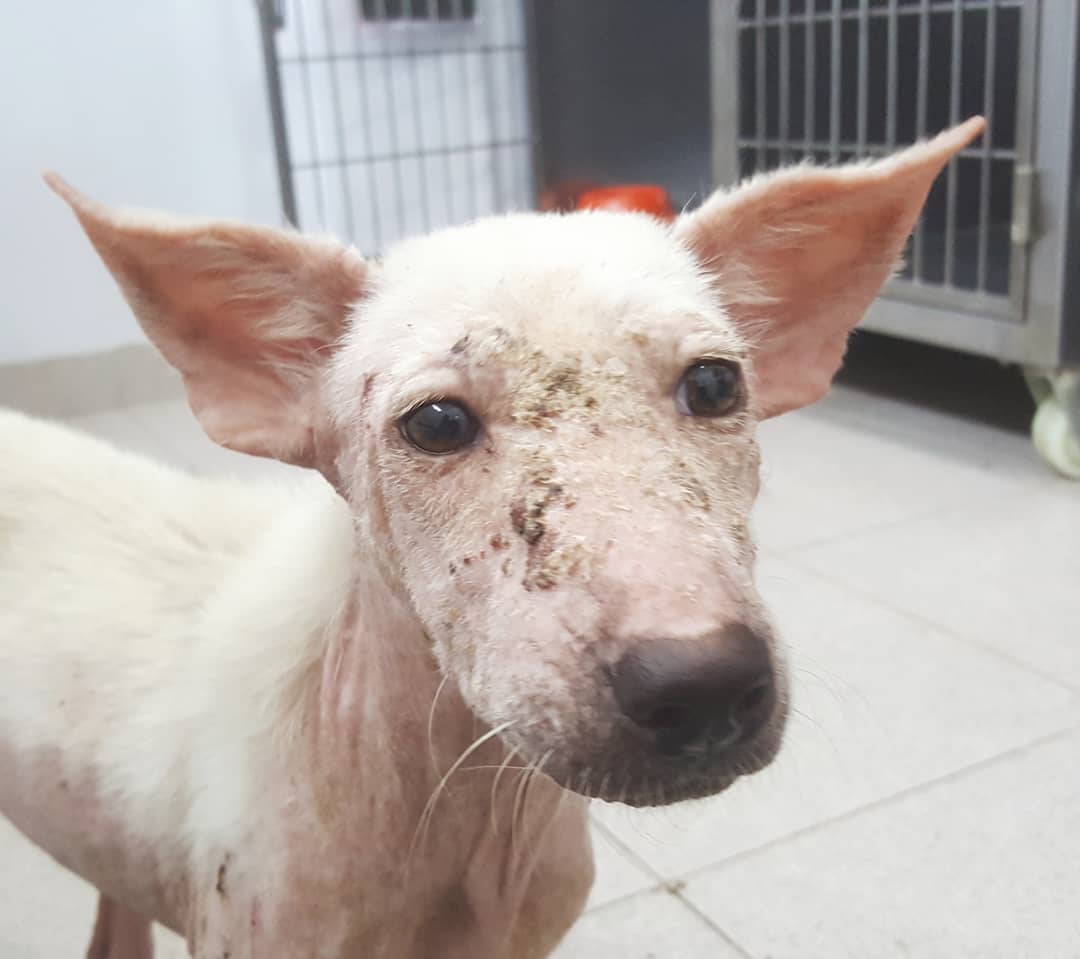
xmin=270 ymin=0 xmax=534 ymax=256
xmin=737 ymin=0 xmax=1027 ymax=301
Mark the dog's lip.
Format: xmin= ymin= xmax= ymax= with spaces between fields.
xmin=582 ymin=771 xmax=741 ymax=807
xmin=497 ymin=698 xmax=786 ymax=806
xmin=537 ymin=751 xmax=757 ymax=806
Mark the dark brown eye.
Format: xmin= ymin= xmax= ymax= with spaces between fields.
xmin=676 ymin=360 xmax=743 ymax=417
xmin=400 ymin=400 xmax=479 ymax=454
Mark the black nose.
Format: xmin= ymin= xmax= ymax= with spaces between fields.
xmin=611 ymin=624 xmax=776 ymax=756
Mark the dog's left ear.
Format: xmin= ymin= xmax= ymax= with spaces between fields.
xmin=675 ymin=117 xmax=985 ymax=418
xmin=45 ymin=174 xmax=369 ymax=468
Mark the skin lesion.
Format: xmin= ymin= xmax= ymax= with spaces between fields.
xmin=216 ymin=854 xmax=230 ymax=898
xmin=508 ymin=457 xmax=596 ymax=592
xmin=510 ymin=476 xmax=561 ymax=546
xmin=525 ymin=540 xmax=593 ymax=592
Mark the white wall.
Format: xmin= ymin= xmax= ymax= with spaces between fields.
xmin=0 ymin=1 xmax=281 ymax=364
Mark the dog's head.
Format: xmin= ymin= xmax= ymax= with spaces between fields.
xmin=48 ymin=118 xmax=982 ymax=806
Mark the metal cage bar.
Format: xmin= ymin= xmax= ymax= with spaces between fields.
xmin=779 ymin=0 xmax=790 ymax=164
xmin=975 ymin=0 xmax=998 ymax=293
xmin=913 ymin=0 xmax=930 ymax=281
xmin=256 ymin=0 xmax=298 ymax=225
xmin=856 ymin=0 xmax=868 ymax=158
xmin=830 ymin=3 xmax=841 ymax=162
xmin=943 ymin=0 xmax=963 ymax=288
xmin=886 ymin=0 xmax=898 ymax=151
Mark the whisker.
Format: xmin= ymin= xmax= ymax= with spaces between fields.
xmin=460 ymin=763 xmax=530 ymax=773
xmin=489 ymin=744 xmax=522 ymax=837
xmin=407 ymin=720 xmax=515 ymax=877
xmin=510 ymin=749 xmax=547 ymax=865
xmin=551 ymin=773 xmax=573 ymax=827
xmin=509 ymin=767 xmax=533 ymax=865
xmin=514 ymin=750 xmax=554 ymax=872
xmin=596 ymin=769 xmax=612 ymax=803
xmin=426 ymin=673 xmax=451 ymax=778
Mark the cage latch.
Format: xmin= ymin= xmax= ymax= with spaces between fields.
xmin=1011 ymin=164 xmax=1038 ymax=248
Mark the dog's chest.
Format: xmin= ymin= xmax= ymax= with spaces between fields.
xmin=183 ymin=733 xmax=591 ymax=958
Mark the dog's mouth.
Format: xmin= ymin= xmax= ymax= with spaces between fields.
xmin=505 ymin=712 xmax=785 ymax=808
xmin=564 ymin=767 xmax=743 ymax=808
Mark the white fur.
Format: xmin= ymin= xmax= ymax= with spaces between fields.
xmin=0 ymin=409 xmax=349 ymax=873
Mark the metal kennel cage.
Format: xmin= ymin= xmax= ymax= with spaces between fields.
xmin=255 ymin=0 xmax=1080 ymax=475
xmin=254 ymin=0 xmax=536 ymax=254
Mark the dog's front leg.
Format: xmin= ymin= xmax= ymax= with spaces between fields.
xmin=85 ymin=895 xmax=154 ymax=959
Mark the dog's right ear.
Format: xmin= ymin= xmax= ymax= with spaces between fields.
xmin=46 ymin=174 xmax=369 ymax=469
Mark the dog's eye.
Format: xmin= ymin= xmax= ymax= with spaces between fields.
xmin=400 ymin=400 xmax=479 ymax=454
xmin=676 ymin=360 xmax=743 ymax=417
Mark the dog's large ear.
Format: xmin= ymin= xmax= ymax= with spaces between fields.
xmin=675 ymin=117 xmax=985 ymax=418
xmin=46 ymin=175 xmax=368 ymax=467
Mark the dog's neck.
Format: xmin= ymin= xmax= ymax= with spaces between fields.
xmin=271 ymin=537 xmax=579 ymax=930
xmin=293 ymin=523 xmax=548 ymax=841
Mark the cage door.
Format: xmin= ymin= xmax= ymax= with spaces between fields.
xmin=732 ymin=0 xmax=1039 ymax=321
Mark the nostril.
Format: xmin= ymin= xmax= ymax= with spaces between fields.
xmin=646 ymin=703 xmax=692 ymax=732
xmin=732 ymin=678 xmax=770 ymax=721
xmin=725 ymin=675 xmax=774 ymax=742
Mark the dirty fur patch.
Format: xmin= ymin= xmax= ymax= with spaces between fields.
xmin=511 ymin=355 xmax=598 ymax=429
xmin=525 ymin=539 xmax=593 ymax=592
xmin=510 ymin=468 xmax=562 ymax=546
xmin=508 ymin=457 xmax=593 ymax=590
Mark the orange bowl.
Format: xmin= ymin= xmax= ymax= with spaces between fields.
xmin=576 ymin=184 xmax=676 ymax=220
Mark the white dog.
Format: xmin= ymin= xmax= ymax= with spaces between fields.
xmin=0 ymin=117 xmax=983 ymax=958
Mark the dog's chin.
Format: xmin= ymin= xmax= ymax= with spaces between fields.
xmin=524 ymin=727 xmax=785 ymax=808
xmin=597 ymin=773 xmax=741 ymax=808
xmin=538 ymin=763 xmax=742 ymax=806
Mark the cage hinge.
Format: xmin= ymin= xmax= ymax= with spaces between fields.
xmin=1011 ymin=164 xmax=1038 ymax=247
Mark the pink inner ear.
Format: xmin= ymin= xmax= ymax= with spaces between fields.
xmin=46 ymin=173 xmax=369 ymax=467
xmin=676 ymin=118 xmax=985 ymax=418
xmin=735 ymin=193 xmax=910 ymax=417
xmin=117 ymin=233 xmax=365 ymax=466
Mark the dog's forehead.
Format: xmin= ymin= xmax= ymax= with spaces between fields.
xmin=371 ymin=211 xmax=729 ymax=352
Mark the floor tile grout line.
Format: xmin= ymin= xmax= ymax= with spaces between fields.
xmin=664 ymin=722 xmax=1080 ymax=889
xmin=580 ymin=835 xmax=758 ymax=959
xmin=772 ymin=551 xmax=1080 ymax=698
xmin=591 ymin=820 xmax=667 ymax=885
xmin=764 ymin=495 xmax=975 ymax=556
xmin=586 ymin=822 xmax=706 ymax=915
xmin=670 ymin=891 xmax=757 ymax=959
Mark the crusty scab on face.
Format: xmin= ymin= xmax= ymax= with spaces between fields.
xmin=507 ymin=454 xmax=593 ymax=592
xmin=509 ymin=462 xmax=561 ymax=547
xmin=445 ymin=325 xmax=614 ymax=430
xmin=434 ymin=316 xmax=749 ymax=594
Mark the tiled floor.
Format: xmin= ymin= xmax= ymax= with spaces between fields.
xmin=2 ymin=348 xmax=1078 ymax=958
